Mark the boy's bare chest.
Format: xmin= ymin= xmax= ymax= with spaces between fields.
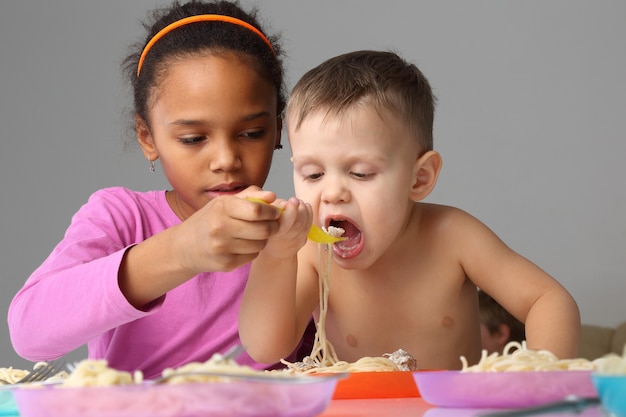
xmin=320 ymin=267 xmax=481 ymax=368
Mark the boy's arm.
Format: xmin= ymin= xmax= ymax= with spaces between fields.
xmin=523 ymin=284 xmax=581 ymax=358
xmin=239 ymin=251 xmax=300 ymax=363
xmin=482 ymin=254 xmax=580 ymax=358
xmin=239 ymin=199 xmax=318 ymax=364
xmin=475 ymin=249 xmax=580 ymax=358
xmin=448 ymin=208 xmax=581 ymax=358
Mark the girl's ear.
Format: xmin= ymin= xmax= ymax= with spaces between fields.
xmin=410 ymin=150 xmax=442 ymax=202
xmin=136 ymin=116 xmax=157 ymax=160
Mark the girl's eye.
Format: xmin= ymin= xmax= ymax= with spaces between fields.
xmin=241 ymin=129 xmax=265 ymax=140
xmin=179 ymin=136 xmax=205 ymax=145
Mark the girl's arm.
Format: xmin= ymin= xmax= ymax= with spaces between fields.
xmin=9 ymin=187 xmax=282 ymax=360
xmin=8 ymin=188 xmax=163 ymax=360
xmin=119 ymin=188 xmax=282 ymax=308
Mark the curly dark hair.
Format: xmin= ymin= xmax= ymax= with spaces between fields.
xmin=122 ymin=0 xmax=285 ymax=134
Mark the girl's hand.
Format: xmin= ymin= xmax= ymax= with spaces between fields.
xmin=173 ymin=187 xmax=284 ymax=273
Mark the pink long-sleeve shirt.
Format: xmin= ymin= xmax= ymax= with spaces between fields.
xmin=8 ymin=187 xmax=297 ymax=378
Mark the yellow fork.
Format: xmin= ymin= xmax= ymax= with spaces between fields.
xmin=246 ymin=197 xmax=345 ymax=244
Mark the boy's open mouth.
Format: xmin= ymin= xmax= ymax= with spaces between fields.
xmin=328 ymin=219 xmax=363 ymax=258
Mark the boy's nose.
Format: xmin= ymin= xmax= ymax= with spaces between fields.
xmin=321 ymin=179 xmax=350 ymax=204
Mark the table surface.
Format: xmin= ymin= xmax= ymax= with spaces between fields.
xmin=319 ymin=397 xmax=606 ymax=417
xmin=0 ymin=393 xmax=607 ymax=417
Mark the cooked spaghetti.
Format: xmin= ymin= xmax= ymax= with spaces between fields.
xmin=593 ymin=344 xmax=626 ymax=374
xmin=0 ymin=366 xmax=30 ymax=384
xmin=0 ymin=362 xmax=67 ymax=384
xmin=62 ymin=360 xmax=142 ymax=387
xmin=281 ymin=235 xmax=416 ymax=374
xmin=160 ymin=352 xmax=262 ymax=384
xmin=460 ymin=341 xmax=594 ymax=372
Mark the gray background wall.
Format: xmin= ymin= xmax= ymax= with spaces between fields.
xmin=1 ymin=1 xmax=624 ymax=368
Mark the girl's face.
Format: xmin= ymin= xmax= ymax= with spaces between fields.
xmin=138 ymin=52 xmax=280 ymax=218
xmin=289 ymin=104 xmax=421 ymax=269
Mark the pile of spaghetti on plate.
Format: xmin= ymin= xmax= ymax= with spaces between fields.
xmin=6 ymin=354 xmax=343 ymax=417
xmin=415 ymin=341 xmax=604 ymax=409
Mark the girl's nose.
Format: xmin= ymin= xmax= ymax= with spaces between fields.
xmin=209 ymin=138 xmax=242 ymax=172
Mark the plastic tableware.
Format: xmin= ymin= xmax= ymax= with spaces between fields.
xmin=331 ymin=371 xmax=420 ymax=399
xmin=414 ymin=370 xmax=597 ymax=408
xmin=13 ymin=372 xmax=346 ymax=417
xmin=0 ymin=390 xmax=18 ymax=416
xmin=591 ymin=373 xmax=626 ymax=417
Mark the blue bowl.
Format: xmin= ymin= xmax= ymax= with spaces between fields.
xmin=592 ymin=373 xmax=626 ymax=417
xmin=0 ymin=390 xmax=18 ymax=416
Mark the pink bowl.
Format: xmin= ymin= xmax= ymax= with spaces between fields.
xmin=12 ymin=373 xmax=344 ymax=417
xmin=414 ymin=370 xmax=597 ymax=408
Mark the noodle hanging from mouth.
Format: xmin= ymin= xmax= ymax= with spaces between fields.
xmin=281 ymin=242 xmax=339 ymax=372
xmin=281 ymin=237 xmax=416 ymax=374
xmin=309 ymin=242 xmax=341 ymax=366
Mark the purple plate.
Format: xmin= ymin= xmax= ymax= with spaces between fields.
xmin=414 ymin=370 xmax=597 ymax=408
xmin=12 ymin=373 xmax=344 ymax=417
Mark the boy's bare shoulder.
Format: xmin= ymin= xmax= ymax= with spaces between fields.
xmin=416 ymin=202 xmax=480 ymax=230
xmin=413 ymin=202 xmax=496 ymax=247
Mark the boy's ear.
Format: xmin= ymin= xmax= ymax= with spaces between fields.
xmin=135 ymin=116 xmax=157 ymax=161
xmin=410 ymin=150 xmax=442 ymax=202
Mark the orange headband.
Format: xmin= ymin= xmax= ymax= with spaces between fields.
xmin=137 ymin=14 xmax=274 ymax=77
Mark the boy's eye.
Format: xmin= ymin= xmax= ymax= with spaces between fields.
xmin=351 ymin=171 xmax=372 ymax=179
xmin=350 ymin=171 xmax=376 ymax=181
xmin=305 ymin=172 xmax=323 ymax=181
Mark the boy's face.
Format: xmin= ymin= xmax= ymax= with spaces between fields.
xmin=289 ymin=104 xmax=422 ymax=268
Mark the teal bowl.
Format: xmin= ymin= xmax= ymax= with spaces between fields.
xmin=592 ymin=373 xmax=626 ymax=417
xmin=0 ymin=390 xmax=18 ymax=416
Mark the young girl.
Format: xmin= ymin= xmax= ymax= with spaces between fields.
xmin=8 ymin=0 xmax=300 ymax=379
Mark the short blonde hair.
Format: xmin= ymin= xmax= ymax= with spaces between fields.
xmin=286 ymin=50 xmax=436 ymax=151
